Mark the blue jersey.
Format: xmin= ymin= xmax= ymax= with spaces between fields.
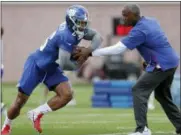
xmin=122 ymin=16 xmax=179 ymax=72
xmin=17 ymin=22 xmax=101 ymax=95
xmin=31 ymin=22 xmax=81 ymax=72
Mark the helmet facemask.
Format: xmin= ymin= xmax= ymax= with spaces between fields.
xmin=69 ymin=14 xmax=88 ymax=39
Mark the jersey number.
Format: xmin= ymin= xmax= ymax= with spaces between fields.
xmin=40 ymin=31 xmax=56 ymax=51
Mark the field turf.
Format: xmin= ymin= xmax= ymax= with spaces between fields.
xmin=1 ymin=83 xmax=177 ymax=135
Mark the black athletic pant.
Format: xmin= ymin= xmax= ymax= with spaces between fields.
xmin=132 ymin=67 xmax=181 ymax=134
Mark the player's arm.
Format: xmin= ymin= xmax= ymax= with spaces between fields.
xmin=83 ymin=28 xmax=103 ymax=51
xmin=72 ymin=28 xmax=103 ymax=63
xmin=58 ymin=48 xmax=78 ymax=71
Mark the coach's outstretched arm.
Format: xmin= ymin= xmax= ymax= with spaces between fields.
xmin=75 ymin=26 xmax=145 ymax=60
xmin=91 ymin=27 xmax=146 ymax=57
xmin=91 ymin=41 xmax=127 ymax=56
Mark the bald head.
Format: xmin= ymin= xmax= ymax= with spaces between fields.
xmin=122 ymin=4 xmax=141 ymax=26
xmin=124 ymin=4 xmax=141 ymax=16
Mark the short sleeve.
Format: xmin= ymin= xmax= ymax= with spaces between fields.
xmin=56 ymin=31 xmax=75 ymax=53
xmin=121 ymin=28 xmax=146 ymax=50
xmin=83 ymin=28 xmax=97 ymax=40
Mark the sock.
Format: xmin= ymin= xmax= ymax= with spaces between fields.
xmin=33 ymin=103 xmax=52 ymax=114
xmin=4 ymin=116 xmax=12 ymax=126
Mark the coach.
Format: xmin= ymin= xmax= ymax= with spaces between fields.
xmin=74 ymin=4 xmax=181 ymax=135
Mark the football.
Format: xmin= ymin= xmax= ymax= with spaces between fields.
xmin=70 ymin=46 xmax=90 ymax=65
xmin=70 ymin=46 xmax=82 ymax=61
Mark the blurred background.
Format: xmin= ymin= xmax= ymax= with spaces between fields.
xmin=0 ymin=2 xmax=180 ymax=135
xmin=1 ymin=1 xmax=180 ymax=82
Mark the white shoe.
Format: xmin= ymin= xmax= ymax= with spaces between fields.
xmin=143 ymin=127 xmax=151 ymax=135
xmin=128 ymin=127 xmax=151 ymax=135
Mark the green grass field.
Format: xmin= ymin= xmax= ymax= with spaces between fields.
xmin=1 ymin=83 xmax=177 ymax=135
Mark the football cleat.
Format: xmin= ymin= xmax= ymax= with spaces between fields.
xmin=27 ymin=110 xmax=44 ymax=133
xmin=1 ymin=124 xmax=11 ymax=135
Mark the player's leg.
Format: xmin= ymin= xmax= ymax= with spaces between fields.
xmin=40 ymin=83 xmax=75 ymax=106
xmin=154 ymin=68 xmax=181 ymax=134
xmin=1 ymin=91 xmax=29 ymax=135
xmin=47 ymin=81 xmax=72 ymax=110
xmin=27 ymin=68 xmax=72 ymax=133
xmin=27 ymin=82 xmax=72 ymax=133
xmin=1 ymin=56 xmax=44 ymax=135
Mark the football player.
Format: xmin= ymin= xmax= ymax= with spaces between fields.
xmin=1 ymin=5 xmax=103 ymax=135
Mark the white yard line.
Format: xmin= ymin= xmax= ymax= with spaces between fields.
xmin=40 ymin=113 xmax=168 ymax=117
xmin=14 ymin=117 xmax=169 ymax=125
xmin=13 ymin=121 xmax=175 ymax=135
xmin=14 ymin=120 xmax=129 ymax=125
xmin=116 ymin=127 xmax=135 ymax=130
xmin=19 ymin=112 xmax=169 ymax=119
xmin=14 ymin=115 xmax=169 ymax=126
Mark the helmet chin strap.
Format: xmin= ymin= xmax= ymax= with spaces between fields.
xmin=69 ymin=16 xmax=85 ymax=39
xmin=75 ymin=30 xmax=84 ymax=39
xmin=72 ymin=25 xmax=85 ymax=40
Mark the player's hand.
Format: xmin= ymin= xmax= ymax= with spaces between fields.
xmin=72 ymin=46 xmax=92 ymax=65
xmin=73 ymin=46 xmax=92 ymax=59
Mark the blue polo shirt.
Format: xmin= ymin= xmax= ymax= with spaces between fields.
xmin=121 ymin=16 xmax=179 ymax=72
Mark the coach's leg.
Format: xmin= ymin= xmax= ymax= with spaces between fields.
xmin=132 ymin=70 xmax=168 ymax=132
xmin=132 ymin=74 xmax=154 ymax=132
xmin=154 ymin=71 xmax=181 ymax=134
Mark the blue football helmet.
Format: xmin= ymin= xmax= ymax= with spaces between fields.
xmin=66 ymin=5 xmax=89 ymax=39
